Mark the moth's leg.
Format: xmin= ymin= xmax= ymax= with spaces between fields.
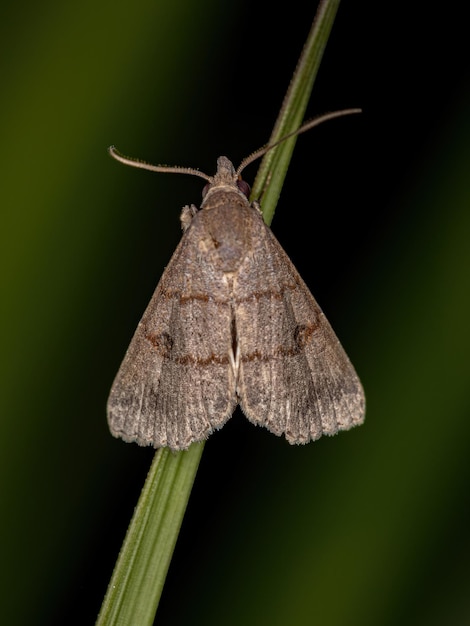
xmin=180 ymin=204 xmax=199 ymax=231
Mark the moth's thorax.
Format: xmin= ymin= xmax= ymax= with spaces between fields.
xmin=201 ymin=184 xmax=247 ymax=208
xmin=198 ymin=199 xmax=253 ymax=273
xmin=202 ymin=188 xmax=247 ymax=211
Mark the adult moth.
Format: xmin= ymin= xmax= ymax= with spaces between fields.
xmin=107 ymin=110 xmax=365 ymax=450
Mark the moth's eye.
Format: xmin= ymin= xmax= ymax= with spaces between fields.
xmin=202 ymin=183 xmax=210 ymax=198
xmin=237 ymin=178 xmax=251 ymax=198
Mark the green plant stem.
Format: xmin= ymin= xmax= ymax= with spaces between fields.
xmin=252 ymin=0 xmax=341 ymax=226
xmin=96 ymin=444 xmax=204 ymax=625
xmin=97 ymin=1 xmax=342 ymax=623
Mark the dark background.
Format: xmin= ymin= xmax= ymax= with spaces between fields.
xmin=1 ymin=1 xmax=469 ymax=624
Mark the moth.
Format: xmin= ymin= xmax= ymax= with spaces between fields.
xmin=107 ymin=111 xmax=365 ymax=450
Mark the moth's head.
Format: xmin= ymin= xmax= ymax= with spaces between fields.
xmin=201 ymin=156 xmax=251 ymax=204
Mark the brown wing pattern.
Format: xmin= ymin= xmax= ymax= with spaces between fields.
xmin=235 ymin=210 xmax=365 ymax=444
xmin=107 ymin=212 xmax=237 ymax=450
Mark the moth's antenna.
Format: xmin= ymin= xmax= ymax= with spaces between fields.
xmin=108 ymin=146 xmax=213 ymax=183
xmin=236 ymin=108 xmax=361 ymax=177
xmin=109 ymin=108 xmax=360 ymax=182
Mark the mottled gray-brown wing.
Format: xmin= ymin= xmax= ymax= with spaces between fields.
xmin=234 ymin=211 xmax=365 ymax=444
xmin=107 ymin=214 xmax=237 ymax=450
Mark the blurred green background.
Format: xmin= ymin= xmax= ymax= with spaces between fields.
xmin=1 ymin=1 xmax=469 ymax=624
